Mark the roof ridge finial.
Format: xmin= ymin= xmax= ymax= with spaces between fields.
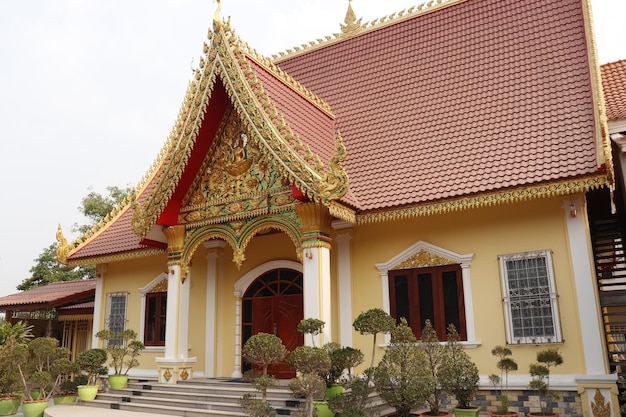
xmin=341 ymin=0 xmax=363 ymax=37
xmin=213 ymin=0 xmax=222 ymax=31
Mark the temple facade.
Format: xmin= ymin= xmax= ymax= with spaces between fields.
xmin=57 ymin=0 xmax=622 ymax=415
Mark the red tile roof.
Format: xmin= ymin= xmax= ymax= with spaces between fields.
xmin=0 ymin=280 xmax=96 ymax=310
xmin=601 ymin=60 xmax=626 ymax=121
xmin=277 ymin=0 xmax=600 ymax=211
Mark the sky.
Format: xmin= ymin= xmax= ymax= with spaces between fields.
xmin=0 ymin=0 xmax=623 ymax=298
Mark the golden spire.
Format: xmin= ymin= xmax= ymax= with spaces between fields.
xmin=56 ymin=223 xmax=71 ymax=265
xmin=341 ymin=0 xmax=363 ymax=36
xmin=213 ymin=0 xmax=222 ymax=31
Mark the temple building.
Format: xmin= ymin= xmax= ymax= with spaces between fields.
xmin=56 ymin=0 xmax=623 ymax=414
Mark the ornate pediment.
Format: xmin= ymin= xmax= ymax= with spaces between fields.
xmin=393 ymin=249 xmax=456 ymax=270
xmin=180 ymin=109 xmax=297 ymax=227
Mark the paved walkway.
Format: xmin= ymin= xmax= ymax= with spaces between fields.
xmin=12 ymin=401 xmax=178 ymax=417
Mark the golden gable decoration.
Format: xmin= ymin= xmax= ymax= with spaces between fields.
xmin=393 ymin=249 xmax=456 ymax=270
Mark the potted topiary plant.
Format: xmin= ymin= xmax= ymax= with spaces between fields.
xmin=527 ymin=349 xmax=563 ymax=417
xmin=287 ymin=345 xmax=332 ymax=417
xmin=0 ymin=333 xmax=29 ymax=416
xmin=373 ymin=318 xmax=434 ymax=417
xmin=323 ymin=343 xmax=364 ymax=399
xmin=418 ymin=319 xmax=451 ymax=417
xmin=241 ymin=331 xmax=286 ymax=415
xmin=352 ymin=308 xmax=395 ymax=369
xmin=16 ymin=337 xmax=73 ymax=417
xmin=297 ymin=318 xmax=325 ymax=347
xmin=75 ymin=348 xmax=107 ymax=401
xmin=329 ymin=308 xmax=394 ymax=417
xmin=489 ymin=345 xmax=518 ymax=416
xmin=439 ymin=324 xmax=480 ymax=417
xmin=52 ymin=357 xmax=80 ymax=405
xmin=96 ymin=329 xmax=145 ymax=390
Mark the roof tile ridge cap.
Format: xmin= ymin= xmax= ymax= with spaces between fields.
xmin=271 ymin=0 xmax=466 ymax=63
xmin=236 ymin=35 xmax=334 ymax=117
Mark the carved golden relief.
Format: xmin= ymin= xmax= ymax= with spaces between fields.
xmin=163 ymin=369 xmax=172 ymax=382
xmin=180 ymin=368 xmax=189 ymax=381
xmin=591 ymin=389 xmax=611 ymax=417
xmin=180 ymin=110 xmax=296 ymax=227
xmin=394 ymin=250 xmax=456 ymax=270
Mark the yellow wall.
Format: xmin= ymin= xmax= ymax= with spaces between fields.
xmin=99 ymin=195 xmax=593 ymax=380
xmin=347 ymin=196 xmax=586 ymax=376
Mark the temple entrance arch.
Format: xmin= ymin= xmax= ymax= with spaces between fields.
xmin=235 ymin=260 xmax=303 ymax=379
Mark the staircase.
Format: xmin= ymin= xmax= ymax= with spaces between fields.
xmin=80 ymin=379 xmax=300 ymax=417
xmin=77 ymin=378 xmax=393 ymax=417
xmin=589 ymin=216 xmax=626 ymax=409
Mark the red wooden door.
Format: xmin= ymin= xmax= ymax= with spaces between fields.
xmin=252 ymin=294 xmax=303 ymax=378
xmin=244 ymin=269 xmax=304 ymax=379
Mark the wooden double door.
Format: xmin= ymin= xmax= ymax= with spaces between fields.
xmin=242 ymin=268 xmax=304 ymax=379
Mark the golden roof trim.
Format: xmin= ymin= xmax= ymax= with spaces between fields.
xmin=357 ymin=175 xmax=610 ymax=225
xmin=582 ymin=0 xmax=614 ymax=184
xmin=271 ymin=0 xmax=467 ymax=63
xmin=65 ymin=248 xmax=166 ymax=268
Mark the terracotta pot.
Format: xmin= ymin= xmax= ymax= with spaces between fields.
xmin=421 ymin=412 xmax=453 ymax=417
xmin=527 ymin=413 xmax=558 ymax=417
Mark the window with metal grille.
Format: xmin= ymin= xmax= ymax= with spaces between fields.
xmin=105 ymin=292 xmax=128 ymax=346
xmin=499 ymin=251 xmax=562 ymax=344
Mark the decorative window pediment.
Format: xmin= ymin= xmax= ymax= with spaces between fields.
xmin=139 ymin=272 xmax=169 ymax=294
xmin=376 ymin=241 xmax=472 ymax=274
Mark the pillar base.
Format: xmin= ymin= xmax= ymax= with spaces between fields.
xmin=575 ymin=374 xmax=619 ymax=417
xmin=155 ymin=357 xmax=197 ymax=384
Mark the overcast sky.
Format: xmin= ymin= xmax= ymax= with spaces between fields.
xmin=0 ymin=0 xmax=623 ymax=297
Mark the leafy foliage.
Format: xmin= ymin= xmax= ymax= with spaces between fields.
xmin=75 ymin=348 xmax=108 ymax=386
xmin=373 ymin=318 xmax=433 ymax=417
xmin=353 ymin=308 xmax=395 ymax=368
xmin=528 ymin=348 xmax=563 ymax=415
xmin=287 ymin=345 xmax=331 ymax=417
xmin=18 ymin=185 xmax=131 ymax=291
xmin=0 ymin=321 xmax=34 ymax=346
xmin=439 ymin=324 xmax=480 ymax=409
xmin=323 ymin=342 xmax=364 ymax=386
xmin=17 ymin=244 xmax=95 ymax=291
xmin=297 ymin=318 xmax=325 ymax=347
xmin=242 ymin=332 xmax=286 ymax=402
xmin=96 ymin=329 xmax=145 ymax=376
xmin=239 ymin=393 xmax=276 ymax=417
xmin=418 ymin=319 xmax=449 ymax=416
xmin=328 ymin=368 xmax=376 ymax=417
xmin=16 ymin=337 xmax=74 ymax=401
xmin=489 ymin=345 xmax=518 ymax=414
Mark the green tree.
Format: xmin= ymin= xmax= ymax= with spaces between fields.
xmin=17 ymin=185 xmax=131 ymax=291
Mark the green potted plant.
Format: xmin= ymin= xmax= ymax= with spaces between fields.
xmin=418 ymin=319 xmax=451 ymax=416
xmin=0 ymin=334 xmax=29 ymax=416
xmin=241 ymin=331 xmax=286 ymax=415
xmin=527 ymin=349 xmax=563 ymax=417
xmin=489 ymin=345 xmax=518 ymax=416
xmin=352 ymin=308 xmax=395 ymax=369
xmin=75 ymin=348 xmax=107 ymax=401
xmin=323 ymin=343 xmax=363 ymax=399
xmin=297 ymin=318 xmax=325 ymax=347
xmin=439 ymin=324 xmax=480 ymax=417
xmin=16 ymin=337 xmax=73 ymax=417
xmin=329 ymin=309 xmax=394 ymax=417
xmin=52 ymin=357 xmax=80 ymax=405
xmin=287 ymin=345 xmax=332 ymax=417
xmin=373 ymin=318 xmax=434 ymax=417
xmin=96 ymin=329 xmax=145 ymax=390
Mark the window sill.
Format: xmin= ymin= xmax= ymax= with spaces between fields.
xmin=144 ymin=346 xmax=165 ymax=353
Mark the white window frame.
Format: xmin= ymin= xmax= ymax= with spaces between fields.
xmin=105 ymin=292 xmax=128 ymax=346
xmin=498 ymin=250 xmax=562 ymax=344
xmin=138 ymin=273 xmax=168 ymax=352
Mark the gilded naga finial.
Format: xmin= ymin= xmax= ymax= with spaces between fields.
xmin=56 ymin=223 xmax=71 ymax=265
xmin=341 ymin=0 xmax=363 ymax=36
xmin=213 ymin=0 xmax=222 ymax=31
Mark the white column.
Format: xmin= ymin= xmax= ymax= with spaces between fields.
xmin=303 ymin=246 xmax=332 ymax=346
xmin=204 ymin=240 xmax=226 ymax=378
xmin=232 ymin=291 xmax=243 ymax=378
xmin=90 ymin=264 xmax=106 ymax=348
xmin=333 ymin=221 xmax=353 ymax=347
xmin=156 ymin=225 xmax=196 ymax=383
xmin=563 ymin=198 xmax=607 ymax=375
